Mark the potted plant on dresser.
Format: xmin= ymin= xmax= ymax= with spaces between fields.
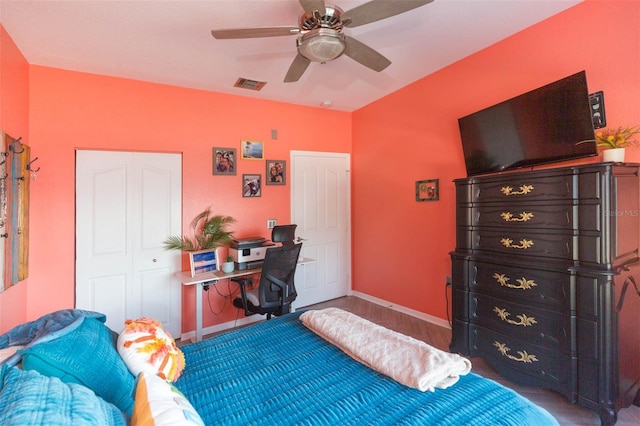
xmin=593 ymin=125 xmax=640 ymax=162
xmin=163 ymin=207 xmax=235 ymax=271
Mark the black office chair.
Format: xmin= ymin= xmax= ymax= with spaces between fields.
xmin=232 ymin=225 xmax=302 ymax=319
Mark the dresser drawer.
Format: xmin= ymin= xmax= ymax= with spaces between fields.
xmin=467 ymin=203 xmax=575 ymax=230
xmin=469 ymin=325 xmax=574 ymax=399
xmin=458 ymin=173 xmax=573 ymax=203
xmin=468 ymin=259 xmax=570 ymax=309
xmin=459 ymin=229 xmax=611 ymax=266
xmin=459 ymin=228 xmax=573 ymax=260
xmin=470 ymin=294 xmax=570 ymax=352
xmin=460 ymin=203 xmax=603 ymax=232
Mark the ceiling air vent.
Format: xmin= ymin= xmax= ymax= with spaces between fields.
xmin=234 ymin=78 xmax=266 ymax=91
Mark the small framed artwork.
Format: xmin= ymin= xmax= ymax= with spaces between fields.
xmin=241 ymin=140 xmax=264 ymax=160
xmin=189 ymin=248 xmax=218 ymax=277
xmin=589 ymin=91 xmax=606 ymax=129
xmin=213 ymin=147 xmax=236 ymax=175
xmin=266 ymin=160 xmax=286 ymax=185
xmin=416 ymin=179 xmax=439 ymax=202
xmin=243 ymin=174 xmax=262 ymax=197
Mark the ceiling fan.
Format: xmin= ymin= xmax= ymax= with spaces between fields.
xmin=211 ymin=0 xmax=433 ymax=83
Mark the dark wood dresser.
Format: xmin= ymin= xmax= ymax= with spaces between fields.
xmin=450 ymin=163 xmax=640 ymax=425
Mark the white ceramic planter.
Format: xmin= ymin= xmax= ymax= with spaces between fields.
xmin=222 ymin=261 xmax=235 ymax=273
xmin=603 ymin=148 xmax=625 ymax=162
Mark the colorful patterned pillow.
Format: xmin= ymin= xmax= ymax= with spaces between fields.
xmin=131 ymin=372 xmax=204 ymax=426
xmin=117 ymin=318 xmax=185 ymax=382
xmin=0 ymin=364 xmax=127 ymax=425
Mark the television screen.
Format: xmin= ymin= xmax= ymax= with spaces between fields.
xmin=458 ymin=71 xmax=597 ymax=176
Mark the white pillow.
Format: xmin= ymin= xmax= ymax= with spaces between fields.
xmin=131 ymin=372 xmax=204 ymax=426
xmin=117 ymin=318 xmax=185 ymax=382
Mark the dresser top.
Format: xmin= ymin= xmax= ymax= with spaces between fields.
xmin=455 ymin=162 xmax=640 ymax=183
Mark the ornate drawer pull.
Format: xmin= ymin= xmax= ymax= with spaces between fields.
xmin=501 ymin=184 xmax=534 ymax=196
xmin=493 ymin=341 xmax=538 ymax=363
xmin=493 ymin=307 xmax=537 ymax=327
xmin=500 ymin=238 xmax=534 ymax=249
xmin=492 ymin=273 xmax=537 ymax=290
xmin=501 ymin=212 xmax=534 ymax=222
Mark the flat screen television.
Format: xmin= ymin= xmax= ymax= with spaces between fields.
xmin=458 ymin=71 xmax=597 ymax=176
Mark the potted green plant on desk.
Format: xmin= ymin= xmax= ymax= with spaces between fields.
xmin=222 ymin=255 xmax=235 ymax=273
xmin=163 ymin=207 xmax=235 ymax=270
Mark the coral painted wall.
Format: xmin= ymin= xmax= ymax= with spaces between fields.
xmin=352 ymin=0 xmax=640 ymax=320
xmin=28 ymin=67 xmax=351 ymax=333
xmin=0 ymin=59 xmax=352 ymax=333
xmin=0 ymin=25 xmax=29 ymax=333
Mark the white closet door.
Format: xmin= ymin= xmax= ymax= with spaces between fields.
xmin=75 ymin=150 xmax=182 ymax=337
xmin=290 ymin=151 xmax=351 ymax=308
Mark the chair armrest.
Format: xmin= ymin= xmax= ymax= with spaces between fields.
xmin=264 ymin=273 xmax=290 ymax=298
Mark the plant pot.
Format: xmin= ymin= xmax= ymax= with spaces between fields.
xmin=603 ymin=148 xmax=625 ymax=162
xmin=222 ymin=261 xmax=235 ymax=273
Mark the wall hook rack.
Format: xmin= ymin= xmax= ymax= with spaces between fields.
xmin=9 ymin=137 xmax=24 ymax=154
xmin=26 ymin=157 xmax=40 ymax=173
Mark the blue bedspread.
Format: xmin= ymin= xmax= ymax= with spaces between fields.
xmin=176 ymin=312 xmax=558 ymax=425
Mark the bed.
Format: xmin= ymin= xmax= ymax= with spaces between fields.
xmin=0 ymin=308 xmax=559 ymax=425
xmin=176 ymin=310 xmax=557 ymax=425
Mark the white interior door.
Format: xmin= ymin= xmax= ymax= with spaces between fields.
xmin=291 ymin=151 xmax=351 ymax=308
xmin=75 ymin=151 xmax=182 ymax=337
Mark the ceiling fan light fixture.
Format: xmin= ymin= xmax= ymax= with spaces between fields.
xmin=298 ymin=28 xmax=345 ymax=62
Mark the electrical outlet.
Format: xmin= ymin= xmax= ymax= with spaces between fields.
xmin=445 ymin=275 xmax=452 ymax=287
xmin=267 ymin=219 xmax=277 ymax=229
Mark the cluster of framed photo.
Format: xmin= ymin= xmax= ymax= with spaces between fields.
xmin=213 ymin=140 xmax=286 ymax=198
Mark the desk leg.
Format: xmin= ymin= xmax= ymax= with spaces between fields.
xmin=195 ymin=283 xmax=203 ymax=342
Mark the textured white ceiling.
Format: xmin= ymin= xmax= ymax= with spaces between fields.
xmin=0 ymin=0 xmax=581 ymax=111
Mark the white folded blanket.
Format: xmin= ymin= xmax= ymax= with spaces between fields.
xmin=299 ymin=307 xmax=471 ymax=392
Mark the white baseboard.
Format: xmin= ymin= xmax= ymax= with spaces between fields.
xmin=180 ymin=314 xmax=264 ymax=342
xmin=349 ymin=291 xmax=451 ymax=330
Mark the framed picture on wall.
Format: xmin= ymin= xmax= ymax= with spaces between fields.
xmin=241 ymin=140 xmax=264 ymax=160
xmin=265 ymin=160 xmax=286 ymax=185
xmin=189 ymin=248 xmax=219 ymax=277
xmin=416 ymin=179 xmax=439 ymax=202
xmin=213 ymin=147 xmax=236 ymax=175
xmin=242 ymin=174 xmax=262 ymax=197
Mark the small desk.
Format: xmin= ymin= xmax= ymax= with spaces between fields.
xmin=177 ymin=257 xmax=314 ymax=342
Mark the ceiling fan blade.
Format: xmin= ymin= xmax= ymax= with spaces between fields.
xmin=343 ymin=35 xmax=391 ymax=72
xmin=343 ymin=0 xmax=433 ymax=28
xmin=299 ymin=0 xmax=326 ymax=16
xmin=211 ymin=27 xmax=299 ymax=39
xmin=284 ymin=54 xmax=312 ymax=83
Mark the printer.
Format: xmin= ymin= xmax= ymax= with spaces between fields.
xmin=229 ymin=237 xmax=274 ymax=270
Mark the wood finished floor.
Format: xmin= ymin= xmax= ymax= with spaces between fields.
xmin=302 ymin=296 xmax=640 ymax=426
